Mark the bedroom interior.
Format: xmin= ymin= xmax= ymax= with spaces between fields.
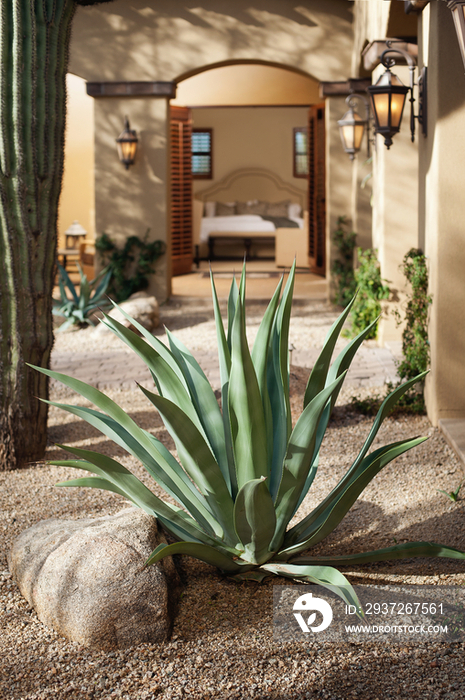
xmin=170 ymin=63 xmax=326 ymax=276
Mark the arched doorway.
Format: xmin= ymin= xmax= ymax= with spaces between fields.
xmin=170 ymin=62 xmax=326 ymax=276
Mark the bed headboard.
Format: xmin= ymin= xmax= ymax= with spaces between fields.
xmin=195 ymin=167 xmax=306 ymax=209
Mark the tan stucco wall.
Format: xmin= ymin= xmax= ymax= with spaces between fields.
xmin=351 ymin=0 xmax=391 ymax=76
xmin=58 ymin=74 xmax=95 ymax=246
xmin=325 ymin=96 xmax=373 ymax=297
xmin=371 ymin=65 xmax=419 ymax=347
xmin=192 ymin=107 xmax=310 ymax=192
xmin=70 ymin=1 xmax=354 ymax=84
xmin=94 ymin=98 xmax=170 ymax=302
xmin=68 ymin=0 xmax=354 ymax=299
xmin=419 ymin=2 xmax=465 ymax=424
xmin=172 ymin=64 xmax=320 ymax=106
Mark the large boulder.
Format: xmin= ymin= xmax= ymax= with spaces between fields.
xmin=96 ymin=291 xmax=159 ymax=333
xmin=8 ymin=508 xmax=180 ymax=650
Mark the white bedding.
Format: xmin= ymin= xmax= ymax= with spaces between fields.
xmin=200 ymin=215 xmax=303 ymax=244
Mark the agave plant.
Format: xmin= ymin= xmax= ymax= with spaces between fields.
xmin=53 ymin=262 xmax=112 ymax=331
xmin=34 ymin=263 xmax=465 ymax=610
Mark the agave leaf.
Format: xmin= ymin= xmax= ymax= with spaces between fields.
xmin=91 ymin=266 xmax=112 ymax=300
xmin=144 ymin=541 xmax=249 ymax=572
xmin=166 ymin=330 xmax=230 ymax=490
xmin=35 ymin=388 xmax=221 ymax=536
xmin=227 ymin=275 xmax=239 ymax=352
xmin=57 ymin=275 xmax=68 ymax=305
xmin=293 ymin=317 xmax=380 ymax=510
xmin=138 ymin=385 xmax=236 ymax=543
xmin=303 ymin=295 xmax=358 ymax=408
xmin=99 ymin=314 xmax=202 ymax=427
xmin=228 ymin=296 xmax=268 ymax=488
xmin=238 ymin=261 xmax=246 ymax=307
xmin=280 ymin=437 xmax=427 ymax=558
xmin=51 ymin=451 xmax=233 ymax=550
xmin=346 ymin=372 xmax=429 ymax=473
xmin=287 ymin=377 xmax=429 ymax=545
xmin=271 ymin=373 xmax=347 ymax=547
xmin=233 ymin=477 xmax=277 ymax=565
xmin=267 ymin=263 xmax=296 ymax=494
xmin=261 ymin=562 xmax=361 ymax=611
xmin=56 ymin=476 xmax=133 ymax=498
xmin=251 ymin=276 xmax=283 ymax=469
xmin=106 ymin=299 xmax=189 ymax=389
xmin=292 ymin=542 xmax=465 ymax=566
xmin=210 ymin=272 xmax=237 ymax=497
xmin=57 ymin=262 xmax=79 ymax=305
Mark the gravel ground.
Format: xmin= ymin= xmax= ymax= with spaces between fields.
xmin=1 ymin=299 xmax=465 ymax=700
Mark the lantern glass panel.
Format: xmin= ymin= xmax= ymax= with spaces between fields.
xmin=390 ymin=93 xmax=406 ymax=128
xmin=117 ymin=140 xmax=137 ymax=164
xmin=372 ymin=92 xmax=390 ymax=128
xmin=341 ymin=123 xmax=364 ymax=151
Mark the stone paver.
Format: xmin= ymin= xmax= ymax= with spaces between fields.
xmin=51 ymin=345 xmax=398 ymax=391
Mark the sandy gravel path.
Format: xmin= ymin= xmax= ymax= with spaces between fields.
xmin=1 ymin=299 xmax=464 ymax=700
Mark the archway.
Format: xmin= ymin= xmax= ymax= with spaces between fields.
xmin=169 ymin=62 xmax=326 ymax=276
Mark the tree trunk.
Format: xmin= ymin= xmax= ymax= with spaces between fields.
xmin=0 ymin=0 xmax=76 ymax=470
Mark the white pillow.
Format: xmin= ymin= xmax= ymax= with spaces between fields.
xmin=204 ymin=201 xmax=216 ymax=217
xmin=288 ymin=202 xmax=302 ymax=219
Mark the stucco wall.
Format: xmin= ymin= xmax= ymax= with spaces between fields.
xmin=371 ymin=63 xmax=419 ymax=347
xmin=420 ymin=2 xmax=465 ymax=424
xmin=58 ymin=74 xmax=95 ymax=246
xmin=70 ymin=0 xmax=354 ymax=84
xmin=172 ymin=64 xmax=320 ymax=107
xmin=192 ymin=106 xmax=309 ymax=192
xmin=93 ymin=98 xmax=170 ymax=301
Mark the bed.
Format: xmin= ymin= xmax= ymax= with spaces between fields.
xmin=193 ymin=168 xmax=309 ymax=266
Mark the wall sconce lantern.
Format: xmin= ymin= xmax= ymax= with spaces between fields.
xmin=337 ymin=94 xmax=371 ymax=160
xmin=367 ymin=45 xmax=427 ymax=149
xmin=447 ymin=1 xmax=465 ymax=70
xmin=116 ymin=117 xmax=138 ymax=169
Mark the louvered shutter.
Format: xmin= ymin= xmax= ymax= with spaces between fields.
xmin=170 ymin=106 xmax=193 ymax=276
xmin=308 ymin=103 xmax=326 ymax=275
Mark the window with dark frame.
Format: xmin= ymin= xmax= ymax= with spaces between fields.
xmin=192 ymin=129 xmax=213 ymax=179
xmin=293 ymin=127 xmax=308 ymax=178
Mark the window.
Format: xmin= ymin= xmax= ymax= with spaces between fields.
xmin=192 ymin=129 xmax=213 ymax=179
xmin=293 ymin=127 xmax=308 ymax=178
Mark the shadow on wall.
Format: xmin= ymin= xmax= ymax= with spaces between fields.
xmin=70 ymin=0 xmax=354 ymax=83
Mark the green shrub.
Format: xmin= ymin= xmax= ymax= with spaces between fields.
xmin=34 ymin=263 xmax=465 ymax=610
xmin=53 ymin=263 xmax=112 ymax=332
xmin=95 ymin=230 xmax=165 ymax=303
xmin=347 ymin=248 xmax=390 ymax=339
xmin=331 ymin=216 xmax=357 ymax=307
xmin=395 ymin=248 xmax=431 ymax=381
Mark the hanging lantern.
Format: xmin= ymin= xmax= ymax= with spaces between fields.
xmin=337 ymin=94 xmax=370 ymax=160
xmin=116 ymin=117 xmax=138 ymax=169
xmin=366 ymin=45 xmax=426 ymax=150
xmin=367 ymin=68 xmax=409 ymax=149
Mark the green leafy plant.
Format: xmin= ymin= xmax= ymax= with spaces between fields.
xmin=391 ymin=248 xmax=432 ymax=413
xmin=331 ymin=216 xmax=357 ymax=308
xmin=53 ymin=263 xmax=112 ymax=332
xmin=95 ymin=231 xmax=165 ymax=303
xmin=347 ymin=248 xmax=390 ymax=339
xmin=33 ymin=263 xmax=465 ymax=611
xmin=437 ymin=482 xmax=463 ymax=503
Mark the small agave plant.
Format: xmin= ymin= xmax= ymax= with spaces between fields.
xmin=53 ymin=262 xmax=112 ymax=331
xmin=35 ymin=263 xmax=465 ymax=610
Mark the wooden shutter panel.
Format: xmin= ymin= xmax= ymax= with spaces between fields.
xmin=308 ymin=103 xmax=326 ymax=275
xmin=170 ymin=106 xmax=193 ymax=276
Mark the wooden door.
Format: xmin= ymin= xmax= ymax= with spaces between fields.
xmin=308 ymin=103 xmax=326 ymax=275
xmin=170 ymin=106 xmax=193 ymax=276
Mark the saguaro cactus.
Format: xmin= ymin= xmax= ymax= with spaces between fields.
xmin=0 ymin=0 xmax=112 ymax=470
